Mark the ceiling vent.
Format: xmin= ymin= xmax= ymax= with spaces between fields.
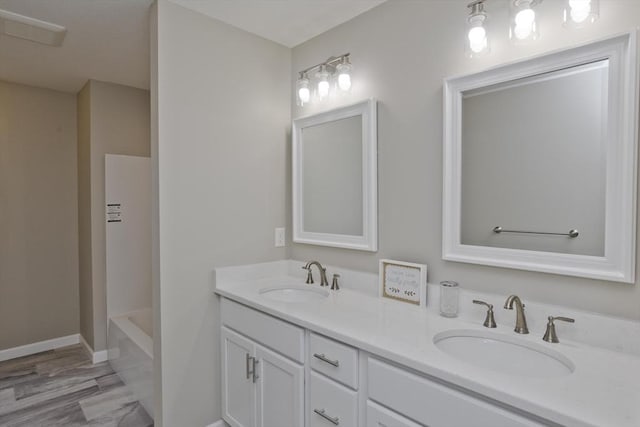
xmin=0 ymin=9 xmax=66 ymax=47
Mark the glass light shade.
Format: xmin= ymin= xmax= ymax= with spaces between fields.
xmin=296 ymin=75 xmax=310 ymax=106
xmin=466 ymin=14 xmax=489 ymax=57
xmin=563 ymin=0 xmax=599 ymax=28
xmin=316 ymin=66 xmax=330 ymax=98
xmin=336 ymin=59 xmax=352 ymax=92
xmin=510 ymin=0 xmax=539 ymax=43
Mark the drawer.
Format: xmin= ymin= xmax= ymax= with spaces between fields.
xmin=310 ymin=371 xmax=357 ymax=427
xmin=366 ymin=400 xmax=422 ymax=427
xmin=367 ymin=358 xmax=546 ymax=427
xmin=310 ymin=333 xmax=358 ymax=389
xmin=220 ymin=298 xmax=304 ymax=363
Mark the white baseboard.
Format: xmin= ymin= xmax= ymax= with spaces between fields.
xmin=206 ymin=420 xmax=228 ymax=427
xmin=0 ymin=334 xmax=80 ymax=362
xmin=79 ymin=334 xmax=109 ymax=364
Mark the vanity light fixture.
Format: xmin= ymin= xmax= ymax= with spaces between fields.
xmin=510 ymin=0 xmax=540 ymax=43
xmin=464 ymin=0 xmax=603 ymax=57
xmin=466 ymin=0 xmax=489 ymax=57
xmin=295 ymin=53 xmax=352 ymax=106
xmin=563 ymin=0 xmax=599 ymax=28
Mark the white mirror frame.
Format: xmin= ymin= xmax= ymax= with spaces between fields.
xmin=293 ymin=99 xmax=378 ymax=251
xmin=443 ymin=32 xmax=638 ymax=283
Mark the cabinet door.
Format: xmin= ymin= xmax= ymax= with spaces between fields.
xmin=255 ymin=344 xmax=304 ymax=427
xmin=222 ymin=327 xmax=256 ymax=427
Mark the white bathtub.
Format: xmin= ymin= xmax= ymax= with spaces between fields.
xmin=108 ymin=308 xmax=153 ymax=419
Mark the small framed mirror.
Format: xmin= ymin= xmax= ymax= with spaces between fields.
xmin=293 ymin=99 xmax=377 ymax=251
xmin=443 ymin=32 xmax=638 ymax=282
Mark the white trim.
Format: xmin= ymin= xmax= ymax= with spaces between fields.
xmin=80 ymin=334 xmax=109 ymax=364
xmin=443 ymin=31 xmax=638 ymax=283
xmin=292 ymin=99 xmax=378 ymax=252
xmin=0 ymin=334 xmax=80 ymax=362
xmin=205 ymin=421 xmax=229 ymax=427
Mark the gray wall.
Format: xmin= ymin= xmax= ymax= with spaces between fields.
xmin=77 ymin=82 xmax=94 ymax=347
xmin=77 ymin=80 xmax=150 ymax=351
xmin=0 ymin=80 xmax=79 ymax=350
xmin=290 ymin=0 xmax=640 ymax=321
xmin=153 ymin=1 xmax=290 ymax=425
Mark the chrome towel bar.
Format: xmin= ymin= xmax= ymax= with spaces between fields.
xmin=493 ymin=226 xmax=579 ymax=238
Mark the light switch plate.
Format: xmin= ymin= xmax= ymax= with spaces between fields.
xmin=275 ymin=227 xmax=285 ymax=247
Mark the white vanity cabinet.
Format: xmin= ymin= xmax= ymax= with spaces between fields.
xmin=221 ymin=299 xmax=305 ymax=427
xmin=220 ymin=297 xmax=554 ymax=427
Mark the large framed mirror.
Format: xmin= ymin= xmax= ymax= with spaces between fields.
xmin=443 ymin=32 xmax=638 ymax=282
xmin=293 ymin=99 xmax=377 ymax=251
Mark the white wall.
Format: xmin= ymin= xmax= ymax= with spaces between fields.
xmin=291 ymin=0 xmax=640 ymax=320
xmin=0 ymin=80 xmax=79 ymax=350
xmin=105 ymin=154 xmax=151 ymax=320
xmin=153 ymin=1 xmax=290 ymax=425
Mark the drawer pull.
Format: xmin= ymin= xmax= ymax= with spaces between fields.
xmin=252 ymin=358 xmax=259 ymax=383
xmin=313 ymin=408 xmax=340 ymax=425
xmin=246 ymin=353 xmax=252 ymax=379
xmin=313 ymin=353 xmax=340 ymax=367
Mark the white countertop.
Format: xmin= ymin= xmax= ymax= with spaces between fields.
xmin=214 ymin=261 xmax=640 ymax=427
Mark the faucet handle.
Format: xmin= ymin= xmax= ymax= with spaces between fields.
xmin=331 ymin=274 xmax=340 ymax=291
xmin=302 ymin=266 xmax=314 ymax=284
xmin=473 ymin=300 xmax=497 ymax=328
xmin=542 ymin=316 xmax=575 ymax=343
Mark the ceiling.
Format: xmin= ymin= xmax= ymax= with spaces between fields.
xmin=0 ymin=0 xmax=384 ymax=93
xmin=169 ymin=0 xmax=386 ymax=48
xmin=0 ymin=0 xmax=152 ymax=93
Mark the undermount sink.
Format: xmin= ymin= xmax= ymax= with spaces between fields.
xmin=259 ymin=286 xmax=329 ymax=303
xmin=434 ymin=329 xmax=574 ymax=378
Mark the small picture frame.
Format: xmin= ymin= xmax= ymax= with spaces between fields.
xmin=379 ymin=259 xmax=428 ymax=306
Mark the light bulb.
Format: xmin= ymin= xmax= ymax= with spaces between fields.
xmin=569 ymin=0 xmax=591 ymax=23
xmin=316 ymin=66 xmax=330 ymax=98
xmin=338 ymin=73 xmax=351 ymax=91
xmin=465 ymin=1 xmax=489 ymax=58
xmin=468 ymin=26 xmax=487 ymax=53
xmin=318 ymin=80 xmax=330 ymax=97
xmin=514 ymin=7 xmax=535 ymax=40
xmin=336 ymin=58 xmax=352 ymax=92
xmin=298 ymin=87 xmax=310 ymax=104
xmin=296 ymin=74 xmax=310 ymax=106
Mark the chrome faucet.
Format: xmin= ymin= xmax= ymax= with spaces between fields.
xmin=503 ymin=295 xmax=529 ymax=334
xmin=302 ymin=261 xmax=329 ymax=287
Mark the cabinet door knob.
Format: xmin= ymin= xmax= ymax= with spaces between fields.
xmin=313 ymin=353 xmax=340 ymax=367
xmin=313 ymin=408 xmax=340 ymax=425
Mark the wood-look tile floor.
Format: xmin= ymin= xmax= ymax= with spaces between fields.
xmin=0 ymin=345 xmax=153 ymax=427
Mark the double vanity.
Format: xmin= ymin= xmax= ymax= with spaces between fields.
xmin=213 ymin=32 xmax=640 ymax=427
xmin=214 ymin=260 xmax=640 ymax=427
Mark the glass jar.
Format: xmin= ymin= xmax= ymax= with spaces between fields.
xmin=440 ymin=281 xmax=459 ymax=318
